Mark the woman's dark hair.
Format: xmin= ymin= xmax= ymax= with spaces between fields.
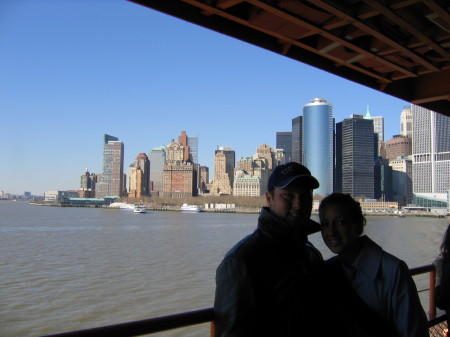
xmin=440 ymin=224 xmax=450 ymax=264
xmin=318 ymin=193 xmax=366 ymax=235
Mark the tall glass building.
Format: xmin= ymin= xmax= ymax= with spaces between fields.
xmin=276 ymin=132 xmax=292 ymax=163
xmin=303 ymin=98 xmax=334 ymax=196
xmin=336 ymin=115 xmax=374 ymax=198
xmin=187 ymin=136 xmax=198 ymax=164
xmin=149 ymin=146 xmax=166 ymax=196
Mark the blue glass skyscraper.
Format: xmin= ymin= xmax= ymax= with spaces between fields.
xmin=303 ymin=98 xmax=334 ymax=196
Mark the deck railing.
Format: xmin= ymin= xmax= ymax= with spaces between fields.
xmin=42 ymin=264 xmax=446 ymax=337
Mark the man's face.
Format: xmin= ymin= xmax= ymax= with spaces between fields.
xmin=265 ymin=180 xmax=313 ymax=228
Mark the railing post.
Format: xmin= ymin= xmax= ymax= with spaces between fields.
xmin=429 ymin=267 xmax=436 ymax=319
xmin=210 ymin=321 xmax=216 ymax=337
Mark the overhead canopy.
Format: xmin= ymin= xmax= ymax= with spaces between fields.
xmin=130 ymin=0 xmax=450 ymax=116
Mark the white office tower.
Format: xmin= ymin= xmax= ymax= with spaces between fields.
xmin=412 ymin=105 xmax=450 ymax=209
xmin=400 ymin=106 xmax=413 ymax=138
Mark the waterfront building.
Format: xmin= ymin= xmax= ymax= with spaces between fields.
xmin=79 ymin=169 xmax=97 ymax=198
xmin=276 ymin=131 xmax=292 ymax=163
xmin=44 ymin=190 xmax=79 ymax=203
xmin=233 ymin=171 xmax=261 ymax=196
xmin=400 ymin=106 xmax=413 ymax=138
xmin=336 ymin=114 xmax=374 ymax=198
xmin=162 ymin=162 xmax=196 ymax=198
xmin=303 ymin=97 xmax=334 ymax=196
xmin=128 ymin=153 xmax=150 ymax=199
xmin=412 ymin=104 xmax=450 ymax=208
xmin=97 ymin=134 xmax=124 ymax=198
xmin=232 ymin=155 xmax=270 ymax=196
xmin=162 ymin=139 xmax=197 ymax=197
xmin=385 ymin=135 xmax=412 ymax=160
xmin=149 ymin=146 xmax=166 ymax=196
xmin=211 ymin=146 xmax=235 ymax=195
xmin=211 ymin=150 xmax=233 ymax=195
xmin=389 ymin=157 xmax=413 ymax=206
xmin=291 ymin=116 xmax=303 ymax=164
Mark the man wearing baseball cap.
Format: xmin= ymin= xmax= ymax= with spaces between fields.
xmin=213 ymin=162 xmax=325 ymax=336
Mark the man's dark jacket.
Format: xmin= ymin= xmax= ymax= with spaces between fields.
xmin=213 ymin=207 xmax=323 ymax=337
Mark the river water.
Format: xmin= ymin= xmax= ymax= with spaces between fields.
xmin=1 ymin=201 xmax=448 ymax=337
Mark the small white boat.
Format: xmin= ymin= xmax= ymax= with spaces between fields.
xmin=133 ymin=205 xmax=147 ymax=213
xmin=180 ymin=203 xmax=202 ymax=212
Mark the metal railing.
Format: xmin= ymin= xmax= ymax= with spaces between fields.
xmin=42 ymin=264 xmax=446 ymax=337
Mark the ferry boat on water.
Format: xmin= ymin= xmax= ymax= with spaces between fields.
xmin=180 ymin=203 xmax=203 ymax=212
xmin=133 ymin=205 xmax=147 ymax=213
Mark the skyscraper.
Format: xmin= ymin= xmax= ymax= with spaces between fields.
xmin=187 ymin=136 xmax=198 ymax=164
xmin=336 ymin=115 xmax=374 ymax=198
xmin=149 ymin=146 xmax=166 ymax=196
xmin=97 ymin=134 xmax=124 ymax=198
xmin=291 ymin=116 xmax=303 ymax=164
xmin=303 ymin=97 xmax=334 ymax=196
xmin=400 ymin=106 xmax=413 ymax=138
xmin=211 ymin=146 xmax=235 ymax=195
xmin=128 ymin=153 xmax=150 ymax=199
xmin=412 ymin=105 xmax=450 ymax=195
xmin=276 ymin=132 xmax=292 ymax=163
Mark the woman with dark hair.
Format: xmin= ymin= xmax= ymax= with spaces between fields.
xmin=318 ymin=193 xmax=429 ymax=337
xmin=434 ymin=224 xmax=450 ymax=334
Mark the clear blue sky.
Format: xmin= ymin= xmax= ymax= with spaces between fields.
xmin=0 ymin=0 xmax=410 ymax=196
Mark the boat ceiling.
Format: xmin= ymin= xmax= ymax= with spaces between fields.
xmin=129 ymin=0 xmax=450 ymax=117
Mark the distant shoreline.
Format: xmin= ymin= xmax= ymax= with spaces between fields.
xmin=26 ymin=202 xmax=448 ymax=218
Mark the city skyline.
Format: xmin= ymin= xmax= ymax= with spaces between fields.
xmin=1 ymin=0 xmax=412 ymax=195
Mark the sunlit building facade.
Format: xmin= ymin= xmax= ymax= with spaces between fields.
xmin=303 ymin=97 xmax=333 ymax=196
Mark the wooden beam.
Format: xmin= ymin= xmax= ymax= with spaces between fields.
xmin=217 ymin=0 xmax=244 ymax=10
xmin=245 ymin=0 xmax=417 ymax=77
xmin=366 ymin=0 xmax=450 ymax=61
xmin=308 ymin=0 xmax=440 ymax=71
xmin=179 ymin=0 xmax=392 ymax=82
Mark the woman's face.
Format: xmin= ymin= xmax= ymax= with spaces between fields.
xmin=320 ymin=204 xmax=359 ymax=255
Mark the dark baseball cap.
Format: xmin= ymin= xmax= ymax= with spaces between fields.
xmin=268 ymin=162 xmax=319 ymax=191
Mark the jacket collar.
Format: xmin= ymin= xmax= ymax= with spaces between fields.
xmin=258 ymin=207 xmax=307 ymax=245
xmin=352 ymin=235 xmax=382 ymax=280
